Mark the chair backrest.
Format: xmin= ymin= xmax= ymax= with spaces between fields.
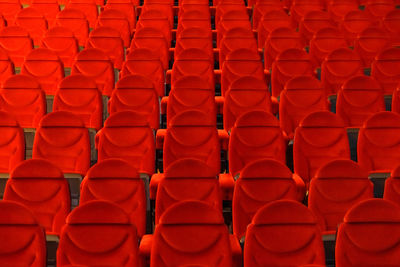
xmin=309 ymin=159 xmax=373 ymax=232
xmin=164 ymin=110 xmax=220 ymax=175
xmin=358 ymin=111 xmax=400 ymax=173
xmin=15 ymin=7 xmax=47 ymax=46
xmin=57 ymin=200 xmax=139 ymax=266
xmin=279 ymin=75 xmax=328 ymax=139
xmin=55 ymin=8 xmax=89 ymax=46
xmin=233 ymin=159 xmax=304 ymax=239
xmin=4 ymin=159 xmax=70 ymax=235
xmin=294 ymin=111 xmax=350 ymax=187
xmin=0 ymin=110 xmax=24 ymax=173
xmin=0 ymin=74 xmax=46 ymax=128
xmin=167 ymin=75 xmax=216 ymax=127
xmin=221 ymin=48 xmax=264 ymax=96
xmin=299 ymin=10 xmax=334 ymax=43
xmin=335 ymin=199 xmax=400 ymax=266
xmin=371 ymin=47 xmax=400 ymax=95
xmin=96 ymin=111 xmax=155 ymax=175
xmin=21 ymin=48 xmax=64 ymax=95
xmin=244 ymin=200 xmax=326 ymax=267
xmin=0 ymin=200 xmax=46 ymax=267
xmin=155 ymin=158 xmax=221 ymax=224
xmin=109 ymin=74 xmax=160 ymax=130
xmin=321 ymin=47 xmax=364 ymax=95
xmin=229 ymin=110 xmax=286 ymax=177
xmin=0 ymin=48 xmax=14 ymax=85
xmin=336 ymin=75 xmax=385 ymax=127
xmin=340 ymin=10 xmax=373 ymax=45
xmin=80 ymin=159 xmax=146 ymax=237
xmin=41 ymin=26 xmax=79 ymax=68
xmin=0 ymin=26 xmax=33 ymax=68
xmin=53 ymin=74 xmax=103 ymax=131
xmin=224 ymin=76 xmax=271 ymax=131
xmin=96 ymin=9 xmax=131 ymax=48
xmin=257 ymin=9 xmax=293 ymax=48
xmin=384 ymin=164 xmax=400 ymax=204
xmin=33 ymin=111 xmax=90 ymax=175
xmin=151 ymin=200 xmax=232 ymax=267
xmin=71 ymin=48 xmax=115 ymax=97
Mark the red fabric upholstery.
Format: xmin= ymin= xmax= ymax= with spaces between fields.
xmin=335 ymin=199 xmax=400 ymax=266
xmin=80 ymin=159 xmax=146 ymax=237
xmin=257 ymin=10 xmax=293 ymax=49
xmin=4 ymin=159 xmax=70 ymax=235
xmin=109 ymin=74 xmax=160 ymax=130
xmin=71 ymin=48 xmax=115 ymax=97
xmin=95 ymin=111 xmax=155 ymax=175
xmin=358 ymin=111 xmax=400 ymax=173
xmin=55 ymin=8 xmax=89 ymax=47
xmin=244 ymin=200 xmax=325 ymax=267
xmin=309 ymin=159 xmax=373 ymax=233
xmin=57 ymin=200 xmax=140 ymax=266
xmin=15 ymin=7 xmax=47 ymax=46
xmin=0 ymin=46 xmax=14 ymax=85
xmin=32 ymin=111 xmax=90 ymax=175
xmin=96 ymin=9 xmax=132 ymax=48
xmin=0 ymin=200 xmax=46 ymax=266
xmin=233 ymin=159 xmax=305 ymax=239
xmin=0 ymin=26 xmax=33 ymax=68
xmin=337 ymin=75 xmax=385 ymax=128
xmin=293 ymin=111 xmax=350 ymax=187
xmin=384 ymin=164 xmax=400 ymax=203
xmin=371 ymin=47 xmax=400 ymax=95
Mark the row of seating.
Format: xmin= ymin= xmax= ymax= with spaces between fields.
xmin=2 ymin=195 xmax=400 ymax=266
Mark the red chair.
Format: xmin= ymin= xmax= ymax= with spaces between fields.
xmin=136 ymin=8 xmax=172 ymax=45
xmin=384 ymin=164 xmax=400 ymax=204
xmin=66 ymin=0 xmax=98 ymax=28
xmin=41 ymin=27 xmax=79 ymax=68
xmin=0 ymin=0 xmax=21 ymax=25
xmin=55 ymin=8 xmax=89 ymax=47
xmin=335 ymin=199 xmax=400 ymax=267
xmin=155 ymin=159 xmax=222 ymax=224
xmin=290 ymin=0 xmax=325 ymax=26
xmin=221 ymin=48 xmax=264 ymax=97
xmin=176 ymin=10 xmax=211 ymax=38
xmin=252 ymin=0 xmax=285 ymax=30
xmin=0 ymin=75 xmax=46 ymax=128
xmin=327 ymin=0 xmax=359 ymax=23
xmin=4 ymin=159 xmax=70 ymax=235
xmin=321 ymin=47 xmax=364 ymax=96
xmin=294 ymin=111 xmax=350 ymax=187
xmin=244 ymin=200 xmax=326 ymax=267
xmin=32 ymin=111 xmax=90 ymax=176
xmin=228 ymin=111 xmax=286 ymax=179
xmin=150 ymin=110 xmax=220 ymax=199
xmin=232 ymin=159 xmax=305 ymax=239
xmin=121 ymin=48 xmax=165 ymax=97
xmin=383 ymin=9 xmax=400 ymax=46
xmin=31 ymin=0 xmax=59 ymax=26
xmin=80 ymin=159 xmax=146 ymax=237
xmin=309 ymin=26 xmax=348 ymax=66
xmin=21 ymin=48 xmax=64 ymax=95
xmin=365 ymin=0 xmax=396 ymax=21
xmin=354 ymin=26 xmax=391 ymax=67
xmin=299 ymin=10 xmax=335 ymax=44
xmin=271 ymin=48 xmax=314 ymax=99
xmin=371 ymin=47 xmax=400 ymax=95
xmin=171 ymin=48 xmax=214 ymax=89
xmin=0 ymin=201 xmax=46 ymax=266
xmin=166 ymin=75 xmax=216 ymax=127
xmin=96 ymin=9 xmax=131 ymax=48
xmin=224 ymin=76 xmax=271 ymax=131
xmin=264 ymin=27 xmax=305 ymax=70
xmin=86 ymin=26 xmax=124 ymax=70
xmin=280 ymin=75 xmax=328 ymax=140
xmin=257 ymin=9 xmax=293 ymax=48
xmin=218 ymin=27 xmax=258 ymax=67
xmin=0 ymin=49 xmax=14 ymax=86
xmin=53 ymin=74 xmax=103 ymax=131
xmin=57 ymin=200 xmax=140 ymax=266
xmin=175 ymin=27 xmax=213 ymax=59
xmin=0 ymin=26 xmax=33 ymax=68
xmin=358 ymin=111 xmax=400 ymax=174
xmin=95 ymin=111 xmax=155 ymax=175
xmin=151 ymin=201 xmax=234 ymax=267
xmin=15 ymin=7 xmax=47 ymax=47
xmin=130 ymin=27 xmax=169 ymax=70
xmin=103 ymin=0 xmax=136 ymax=32
xmin=0 ymin=111 xmax=25 ymax=173
xmin=71 ymin=48 xmax=115 ymax=97
xmin=337 ymin=75 xmax=385 ymax=128
xmin=109 ymin=74 xmax=160 ymax=130
xmin=309 ymin=159 xmax=373 ymax=234
xmin=340 ymin=10 xmax=374 ymax=46
xmin=216 ymin=10 xmax=252 ymax=47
